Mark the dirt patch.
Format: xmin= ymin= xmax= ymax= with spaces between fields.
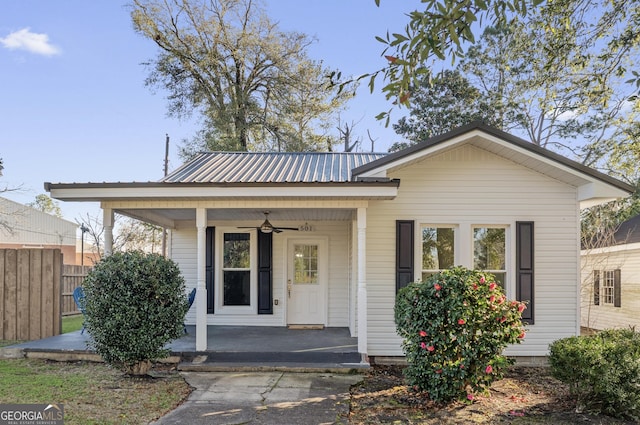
xmin=347 ymin=365 xmax=636 ymax=424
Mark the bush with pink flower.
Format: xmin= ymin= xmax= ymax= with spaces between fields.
xmin=395 ymin=266 xmax=527 ymax=403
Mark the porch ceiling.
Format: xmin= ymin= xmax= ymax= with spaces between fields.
xmin=116 ymin=207 xmax=356 ymax=228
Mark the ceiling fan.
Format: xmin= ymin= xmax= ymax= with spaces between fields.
xmin=238 ymin=211 xmax=299 ymax=234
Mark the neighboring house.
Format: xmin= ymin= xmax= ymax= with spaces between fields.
xmin=581 ymin=214 xmax=640 ymax=331
xmin=0 ymin=197 xmax=78 ymax=264
xmin=46 ymin=122 xmax=633 ymax=361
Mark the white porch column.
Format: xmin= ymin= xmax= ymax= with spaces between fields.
xmin=103 ymin=208 xmax=114 ymax=257
xmin=195 ymin=208 xmax=208 ymax=351
xmin=357 ymin=207 xmax=368 ymax=359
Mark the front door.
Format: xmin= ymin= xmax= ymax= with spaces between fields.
xmin=287 ymin=238 xmax=327 ymax=325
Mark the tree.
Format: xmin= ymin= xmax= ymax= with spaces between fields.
xmin=364 ymin=0 xmax=639 ymax=128
xmin=28 ymin=194 xmax=63 ymax=218
xmin=77 ymin=213 xmax=164 ymax=261
xmin=131 ymin=0 xmax=352 ymax=155
xmin=390 ymin=69 xmax=501 ymax=151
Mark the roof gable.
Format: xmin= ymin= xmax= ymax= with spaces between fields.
xmin=352 ymin=121 xmax=634 ymax=206
xmin=163 ymin=152 xmax=387 ymax=184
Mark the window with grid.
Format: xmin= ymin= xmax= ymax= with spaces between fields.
xmin=602 ymin=270 xmax=616 ymax=305
xmin=421 ymin=226 xmax=455 ymax=281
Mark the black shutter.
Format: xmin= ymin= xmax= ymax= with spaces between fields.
xmin=396 ymin=220 xmax=414 ymax=292
xmin=614 ymin=269 xmax=621 ymax=308
xmin=206 ymin=227 xmax=215 ymax=314
xmin=593 ymin=270 xmax=600 ymax=306
xmin=257 ymin=231 xmax=273 ymax=314
xmin=516 ymin=221 xmax=534 ymax=324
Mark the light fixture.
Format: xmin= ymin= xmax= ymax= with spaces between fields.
xmin=260 ymin=217 xmax=274 ymax=233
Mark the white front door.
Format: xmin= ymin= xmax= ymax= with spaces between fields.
xmin=287 ymin=238 xmax=327 ymax=325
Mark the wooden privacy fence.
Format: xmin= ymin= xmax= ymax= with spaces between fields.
xmin=0 ymin=249 xmax=62 ymax=340
xmin=62 ymin=264 xmax=91 ymax=316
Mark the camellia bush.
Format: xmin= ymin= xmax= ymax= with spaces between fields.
xmin=395 ymin=267 xmax=527 ymax=403
xmin=83 ymin=251 xmax=189 ymax=375
xmin=549 ymin=328 xmax=640 ymax=420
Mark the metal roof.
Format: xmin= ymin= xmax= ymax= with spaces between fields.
xmin=162 ymin=152 xmax=388 ymax=183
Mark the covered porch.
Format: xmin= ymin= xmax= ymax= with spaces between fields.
xmin=6 ymin=326 xmax=365 ymax=370
xmin=98 ymin=205 xmax=373 ymax=356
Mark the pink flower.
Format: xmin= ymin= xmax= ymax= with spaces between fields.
xmin=499 ymin=316 xmax=507 ymax=323
xmin=434 ymin=283 xmax=442 ymax=291
xmin=518 ymin=331 xmax=526 ymax=339
xmin=420 ymin=342 xmax=427 ymax=349
xmin=419 ymin=330 xmax=427 ymax=337
xmin=479 ymin=276 xmax=486 ymax=284
xmin=518 ymin=303 xmax=526 ymax=313
xmin=485 ymin=365 xmax=493 ymax=374
xmin=489 ymin=282 xmax=497 ymax=291
xmin=435 ymin=369 xmax=442 ymax=374
xmin=458 ymin=319 xmax=466 ymax=325
xmin=497 ymin=295 xmax=505 ymax=305
xmin=489 ymin=295 xmax=496 ymax=303
xmin=467 ymin=393 xmax=475 ymax=401
xmin=472 ymin=284 xmax=478 ymax=290
xmin=427 ymin=345 xmax=435 ymax=352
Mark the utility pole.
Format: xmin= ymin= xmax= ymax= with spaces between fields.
xmin=162 ymin=134 xmax=169 ymax=256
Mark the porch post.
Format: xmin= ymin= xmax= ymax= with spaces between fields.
xmin=103 ymin=208 xmax=114 ymax=257
xmin=357 ymin=207 xmax=368 ymax=360
xmin=195 ymin=208 xmax=208 ymax=351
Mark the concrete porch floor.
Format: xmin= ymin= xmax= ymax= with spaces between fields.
xmin=3 ymin=326 xmax=366 ymax=371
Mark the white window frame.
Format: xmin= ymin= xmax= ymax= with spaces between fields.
xmin=215 ymin=228 xmax=257 ymax=314
xmin=472 ymin=225 xmax=509 ymax=292
xmin=601 ymin=270 xmax=616 ymax=306
xmin=419 ymin=224 xmax=458 ymax=281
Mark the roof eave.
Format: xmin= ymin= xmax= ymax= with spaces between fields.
xmin=45 ymin=180 xmax=401 ymax=202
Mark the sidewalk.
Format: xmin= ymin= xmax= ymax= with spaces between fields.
xmin=152 ymin=371 xmax=364 ymax=425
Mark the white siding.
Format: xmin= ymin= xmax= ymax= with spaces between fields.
xmin=172 ymin=219 xmax=351 ymax=327
xmin=0 ymin=197 xmax=77 ymax=246
xmin=365 ymin=145 xmax=580 ymax=357
xmin=581 ymin=245 xmax=640 ymax=330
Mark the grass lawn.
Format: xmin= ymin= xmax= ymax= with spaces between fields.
xmin=0 ymin=358 xmax=191 ymax=425
xmin=62 ymin=314 xmax=85 ymax=334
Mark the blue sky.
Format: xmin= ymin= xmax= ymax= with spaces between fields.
xmin=1 ymin=0 xmax=414 ymax=222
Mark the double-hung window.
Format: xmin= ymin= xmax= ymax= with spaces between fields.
xmin=473 ymin=227 xmax=506 ymax=289
xmin=222 ymin=232 xmax=251 ymax=306
xmin=602 ymin=270 xmax=616 ymax=305
xmin=421 ymin=226 xmax=455 ymax=281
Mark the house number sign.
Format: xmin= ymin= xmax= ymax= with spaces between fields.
xmin=298 ymin=222 xmax=313 ymax=232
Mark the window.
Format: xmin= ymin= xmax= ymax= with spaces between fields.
xmin=602 ymin=270 xmax=615 ymax=305
xmin=421 ymin=226 xmax=455 ymax=281
xmin=473 ymin=227 xmax=506 ymax=288
xmin=594 ymin=269 xmax=621 ymax=307
xmin=294 ymin=244 xmax=318 ymax=284
xmin=222 ymin=233 xmax=251 ymax=306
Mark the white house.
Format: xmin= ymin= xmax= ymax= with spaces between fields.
xmin=581 ymin=214 xmax=640 ymax=331
xmin=46 ymin=122 xmax=633 ymax=361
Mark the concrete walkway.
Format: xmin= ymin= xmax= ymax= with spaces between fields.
xmin=152 ymin=371 xmax=363 ymax=425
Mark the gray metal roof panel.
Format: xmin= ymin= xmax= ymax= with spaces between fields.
xmin=162 ymin=152 xmax=388 ymax=183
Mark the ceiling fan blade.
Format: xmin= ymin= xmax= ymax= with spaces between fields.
xmin=237 ymin=226 xmax=258 ymax=229
xmin=274 ymin=227 xmax=299 ymax=231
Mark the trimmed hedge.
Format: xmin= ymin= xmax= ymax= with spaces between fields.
xmin=83 ymin=251 xmax=189 ymax=374
xmin=549 ymin=328 xmax=640 ymax=420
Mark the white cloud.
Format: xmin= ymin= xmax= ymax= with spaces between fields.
xmin=0 ymin=28 xmax=61 ymax=56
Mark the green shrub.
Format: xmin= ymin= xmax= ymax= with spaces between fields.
xmin=395 ymin=267 xmax=526 ymax=403
xmin=83 ymin=251 xmax=189 ymax=375
xmin=549 ymin=328 xmax=640 ymax=420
